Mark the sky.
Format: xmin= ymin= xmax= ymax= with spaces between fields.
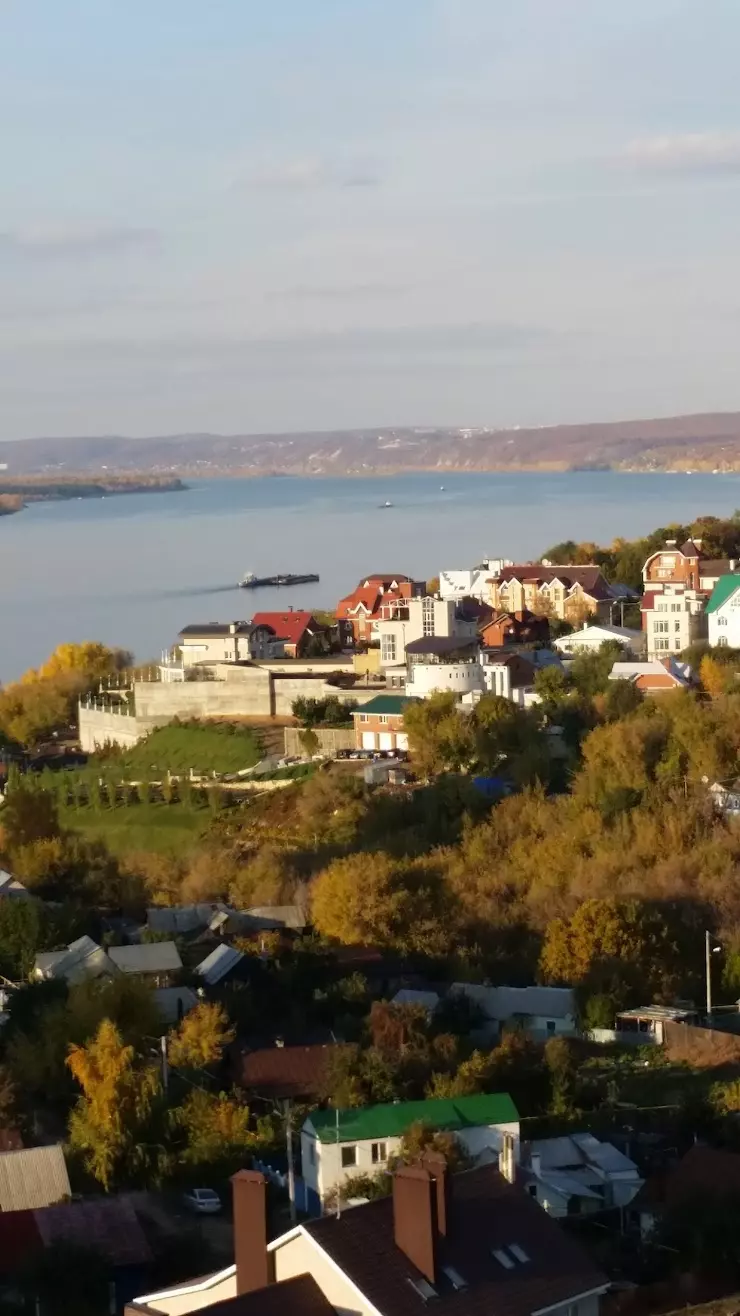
xmin=3 ymin=0 xmax=740 ymax=439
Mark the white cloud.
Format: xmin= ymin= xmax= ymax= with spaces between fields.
xmin=0 ymin=225 xmax=160 ymax=259
xmin=621 ymin=132 xmax=740 ymax=174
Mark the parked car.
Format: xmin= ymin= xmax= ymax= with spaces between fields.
xmin=183 ymin=1188 xmax=222 ymax=1214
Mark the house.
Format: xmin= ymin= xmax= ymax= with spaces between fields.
xmin=609 ymin=656 xmax=694 ymax=693
xmin=480 ymin=609 xmax=551 ymax=648
xmin=488 ymin=564 xmax=628 ymax=624
xmin=131 ymin=1163 xmax=608 ymax=1316
xmin=708 ymin=779 xmax=740 ymax=815
xmin=522 ymin=1133 xmax=643 ymax=1218
xmin=0 ymin=1145 xmax=71 ymax=1211
xmin=554 ymin=623 xmax=645 ymax=657
xmin=250 ymin=612 xmax=330 ymax=659
xmin=614 ymin=1003 xmax=699 ymax=1044
xmin=236 ymin=1043 xmax=340 ymax=1103
xmin=642 ymin=537 xmax=737 ymax=593
xmin=33 ymin=936 xmax=118 ymax=985
xmin=108 ymin=942 xmax=182 ymax=987
xmin=0 ymin=871 xmax=30 ymax=901
xmin=154 ymin=985 xmax=199 ymax=1025
xmin=195 ymin=943 xmax=246 ymax=987
xmin=146 ymin=902 xmax=238 ymax=938
xmin=439 ymin=559 xmax=513 ymax=602
xmin=479 ymin=651 xmax=539 ymax=706
xmin=641 ymin=585 xmax=706 ymax=659
xmin=376 ymin=596 xmax=478 ymax=672
xmin=707 ymin=573 xmax=740 ymax=648
xmin=0 ymin=1197 xmax=151 ymax=1308
xmin=404 ymin=636 xmax=484 ymax=698
xmin=353 ymin=694 xmax=411 ymax=751
xmin=177 ymin=621 xmax=281 ymax=667
xmin=336 ymin=574 xmax=425 ymax=645
xmin=449 ymin=984 xmax=577 ymax=1042
xmin=301 ymin=1092 xmax=520 ymax=1207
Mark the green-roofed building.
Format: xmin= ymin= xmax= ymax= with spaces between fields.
xmin=302 ymin=1093 xmax=520 ymax=1206
xmin=352 ymin=693 xmax=415 ymax=753
xmin=707 ymin=573 xmax=740 ymax=649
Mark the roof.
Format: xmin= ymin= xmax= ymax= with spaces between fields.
xmin=0 ymin=870 xmax=29 ymax=899
xmin=0 ymin=1145 xmax=71 ymax=1212
xmin=306 ymin=1092 xmax=519 ymax=1144
xmin=700 ymin=559 xmax=733 ymax=578
xmin=35 ymin=1196 xmax=152 ymax=1265
xmin=405 ymin=636 xmax=480 ymax=656
xmin=108 ymin=942 xmax=182 ymax=974
xmin=154 ymin=985 xmax=199 ymax=1024
xmin=494 ymin=564 xmax=612 ymax=601
xmin=532 ymin=1133 xmax=639 ymax=1177
xmin=196 ymin=943 xmax=245 ymax=986
xmin=178 ymin=622 xmax=268 ymax=638
xmin=553 ymin=624 xmax=643 ymax=648
xmin=241 ymin=904 xmax=308 ymax=931
xmin=301 ymin=1163 xmax=607 ymax=1316
xmin=192 ymin=1275 xmax=336 ymax=1316
xmin=35 ymin=936 xmax=117 ymax=984
xmin=391 ymin=988 xmax=441 ymax=1011
xmin=147 ymin=904 xmax=233 ymax=935
xmin=238 ymin=1043 xmax=339 ymax=1100
xmin=609 ymin=660 xmax=692 ymax=687
xmin=707 ymin=574 xmax=740 ymax=614
xmin=250 ymin=611 xmax=319 ymax=646
xmin=352 ymin=694 xmax=412 ymax=716
xmin=450 ymin=984 xmax=575 ymax=1022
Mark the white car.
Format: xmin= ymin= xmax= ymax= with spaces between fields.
xmin=183 ymin=1188 xmax=222 ymax=1215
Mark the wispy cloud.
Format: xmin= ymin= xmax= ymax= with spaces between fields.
xmin=0 ymin=225 xmax=160 ymax=259
xmin=621 ymin=132 xmax=740 ymax=175
xmin=237 ymin=155 xmax=380 ymax=191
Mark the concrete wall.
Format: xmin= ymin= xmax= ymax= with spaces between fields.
xmin=283 ymin=727 xmax=355 ymax=756
xmin=78 ymin=705 xmax=150 ymax=752
xmin=406 ymin=662 xmax=485 ymax=698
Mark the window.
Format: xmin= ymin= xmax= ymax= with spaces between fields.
xmin=675 ymin=621 xmax=681 ymax=632
xmin=671 ymin=603 xmax=681 ymax=613
xmin=653 ymin=621 xmax=668 ymax=633
xmin=422 ymin=599 xmax=436 ymax=636
xmin=655 ymin=638 xmax=669 ymax=651
xmin=379 ymin=714 xmax=388 ymax=725
xmin=341 ymin=1145 xmax=358 ymax=1168
xmin=718 ymin=616 xmax=728 ymax=626
xmin=372 ymin=1141 xmax=387 ymax=1164
xmin=381 ymin=634 xmax=397 ymax=663
xmin=719 ymin=636 xmax=728 ymax=647
xmin=359 ymin=713 xmax=368 ymax=723
xmin=656 ymin=602 xmax=667 ymax=612
xmin=527 ymin=1183 xmax=538 ymax=1198
xmin=546 ymin=1020 xmax=556 ymax=1034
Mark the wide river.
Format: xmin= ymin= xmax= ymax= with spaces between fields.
xmin=3 ymin=469 xmax=740 ymax=681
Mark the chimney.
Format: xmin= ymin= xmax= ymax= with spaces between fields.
xmin=392 ymin=1166 xmax=438 ymax=1284
xmin=665 ymin=539 xmax=677 ymax=548
xmin=231 ymin=1170 xmax=273 ymax=1294
xmin=499 ymin=1132 xmax=517 ymax=1184
xmin=419 ymin=1151 xmax=451 ymax=1238
xmin=230 ymin=622 xmax=238 ymax=635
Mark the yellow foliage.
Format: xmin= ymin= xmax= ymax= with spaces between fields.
xmin=168 ymin=1002 xmax=235 ymax=1070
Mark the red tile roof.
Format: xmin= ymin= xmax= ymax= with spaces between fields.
xmin=494 ymin=565 xmax=611 ymax=600
xmin=237 ymin=1044 xmax=341 ymax=1101
xmin=304 ymin=1164 xmax=607 ymax=1316
xmin=250 ymin=612 xmax=318 ymax=647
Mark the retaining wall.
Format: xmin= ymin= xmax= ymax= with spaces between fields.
xmin=283 ymin=727 xmax=355 ymax=757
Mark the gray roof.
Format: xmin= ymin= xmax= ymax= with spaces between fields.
xmin=0 ymin=870 xmax=29 ymax=900
xmin=196 ymin=943 xmax=244 ymax=986
xmin=147 ymin=903 xmax=233 ymax=936
xmin=179 ymin=621 xmax=273 ymax=638
xmin=450 ymin=983 xmax=576 ymax=1022
xmin=109 ymin=942 xmax=182 ymax=974
xmin=154 ymin=986 xmax=199 ymax=1024
xmin=405 ymin=635 xmax=480 ymax=657
xmin=34 ymin=937 xmax=118 ymax=985
xmin=391 ymin=988 xmax=441 ymax=1011
xmin=0 ymin=1145 xmax=71 ymax=1211
xmin=241 ymin=905 xmax=308 ymax=931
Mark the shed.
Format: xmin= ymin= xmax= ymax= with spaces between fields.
xmin=0 ymin=1145 xmax=71 ymax=1212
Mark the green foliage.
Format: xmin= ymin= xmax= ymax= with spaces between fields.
xmin=292 ymin=696 xmax=356 ymax=727
xmin=0 ymin=898 xmax=50 ymax=979
xmin=93 ymin=720 xmax=261 ymax=777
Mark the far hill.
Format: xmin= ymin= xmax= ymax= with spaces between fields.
xmin=5 ymin=411 xmax=740 ymax=475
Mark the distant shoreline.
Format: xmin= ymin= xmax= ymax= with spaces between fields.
xmin=0 ymin=476 xmax=186 ymax=517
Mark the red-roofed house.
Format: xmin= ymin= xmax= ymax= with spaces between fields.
xmin=488 ymin=564 xmax=624 ymax=624
xmin=250 ymin=612 xmax=329 ymax=659
xmin=643 ymin=537 xmax=736 ymax=593
xmin=336 ymin=574 xmax=425 ymax=644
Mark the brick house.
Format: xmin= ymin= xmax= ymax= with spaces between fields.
xmin=642 ymin=537 xmax=736 ymax=593
xmin=488 ymin=565 xmax=623 ymax=624
xmin=336 ymin=574 xmax=425 ymax=645
xmin=479 ymin=608 xmax=551 ymax=647
xmin=352 ymin=694 xmax=410 ymax=751
xmin=609 ymin=657 xmax=694 ymax=693
xmin=250 ymin=611 xmax=330 ymax=659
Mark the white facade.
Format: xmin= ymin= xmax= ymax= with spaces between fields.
xmin=178 ymin=624 xmax=281 ymax=667
xmin=554 ymin=624 xmax=645 ymax=658
xmin=377 ymin=596 xmax=477 ymax=669
xmin=524 ymin=1133 xmax=643 ymax=1219
xmin=450 ymin=984 xmax=577 ymax=1042
xmin=643 ymin=586 xmax=706 ymax=660
xmin=708 ymin=578 xmax=740 ymax=648
xmin=405 ymin=660 xmax=485 ymax=698
xmin=301 ymin=1114 xmax=520 ymax=1204
xmin=439 ymin=559 xmax=513 ymax=602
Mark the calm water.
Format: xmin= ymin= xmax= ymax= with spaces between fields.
xmin=2 ymin=470 xmax=740 ymax=681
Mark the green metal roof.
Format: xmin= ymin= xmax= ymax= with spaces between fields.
xmin=707 ymin=574 xmax=740 ymax=614
xmin=306 ymin=1092 xmax=520 ymax=1143
xmin=353 ymin=694 xmax=412 ymax=716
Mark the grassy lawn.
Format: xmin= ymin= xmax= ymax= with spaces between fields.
xmin=60 ymin=799 xmax=209 ymax=856
xmin=95 ymin=721 xmax=262 ymax=778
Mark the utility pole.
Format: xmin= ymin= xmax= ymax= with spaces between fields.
xmin=160 ymin=1034 xmax=169 ymax=1093
xmin=285 ymin=1101 xmax=296 ymax=1224
xmin=705 ymin=929 xmax=713 ymax=1020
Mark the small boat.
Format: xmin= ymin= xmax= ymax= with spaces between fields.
xmin=439 ymin=485 xmax=445 ymax=491
xmin=378 ymin=500 xmax=394 ymax=509
xmin=239 ymin=571 xmax=320 ymax=589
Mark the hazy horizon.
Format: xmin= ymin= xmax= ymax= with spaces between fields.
xmin=4 ymin=1 xmax=740 ymax=440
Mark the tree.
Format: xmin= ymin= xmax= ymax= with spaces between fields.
xmin=299 ymin=727 xmax=320 ymax=757
xmin=539 ymin=898 xmax=691 ymax=1003
xmin=544 ymin=1036 xmax=578 ymax=1115
xmin=0 ymin=776 xmax=60 ymax=851
xmin=403 ymin=693 xmax=475 ymax=778
xmin=168 ymin=1003 xmax=235 ymax=1071
xmin=171 ymin=1089 xmax=271 ymax=1171
xmin=67 ymin=1019 xmax=163 ymax=1190
xmin=0 ymin=898 xmax=49 ymax=979
xmin=397 ymin=1121 xmax=468 ymax=1170
xmin=533 ymin=665 xmax=571 ymax=705
xmin=311 ymin=852 xmax=453 ymax=955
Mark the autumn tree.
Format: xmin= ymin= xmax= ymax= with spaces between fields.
xmin=398 ymin=1121 xmax=468 ymax=1171
xmin=168 ymin=1003 xmax=235 ymax=1071
xmin=403 ymin=693 xmax=475 ymax=778
xmin=311 ymin=852 xmax=453 ymax=955
xmin=67 ymin=1019 xmax=163 ymax=1190
xmin=171 ymin=1089 xmax=271 ymax=1171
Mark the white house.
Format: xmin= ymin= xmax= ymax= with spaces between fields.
xmin=177 ymin=621 xmax=283 ymax=667
xmin=439 ymin=559 xmax=513 ymax=602
xmin=449 ymin=984 xmax=577 ymax=1042
xmin=641 ymin=585 xmax=706 ymax=660
xmin=301 ymin=1092 xmax=520 ymax=1206
xmin=377 ymin=597 xmax=478 ymax=671
xmin=707 ymin=574 xmax=740 ymax=648
xmin=522 ymin=1133 xmax=643 ymax=1218
xmin=553 ymin=624 xmax=645 ymax=658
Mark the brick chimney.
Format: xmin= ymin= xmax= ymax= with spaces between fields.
xmin=419 ymin=1151 xmax=451 ymax=1238
xmin=392 ymin=1166 xmax=438 ymax=1284
xmin=231 ymin=1170 xmax=273 ymax=1294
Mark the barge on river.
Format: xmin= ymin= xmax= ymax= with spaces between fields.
xmin=239 ymin=571 xmax=320 ymax=589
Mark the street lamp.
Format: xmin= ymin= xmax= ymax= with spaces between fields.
xmin=705 ymin=930 xmax=722 ymax=1019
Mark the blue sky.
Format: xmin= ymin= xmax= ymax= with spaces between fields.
xmin=3 ymin=0 xmax=740 ymax=439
